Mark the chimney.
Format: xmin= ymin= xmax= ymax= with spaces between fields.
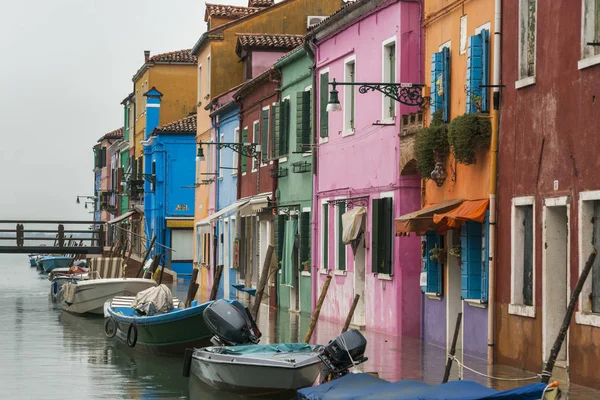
xmin=144 ymin=87 xmax=164 ymax=140
xmin=144 ymin=50 xmax=150 ymax=62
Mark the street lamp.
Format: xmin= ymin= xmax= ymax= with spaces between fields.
xmin=196 ymin=142 xmax=262 ymax=160
xmin=326 ymin=78 xmax=428 ymax=110
xmin=76 ymin=195 xmax=96 ymax=204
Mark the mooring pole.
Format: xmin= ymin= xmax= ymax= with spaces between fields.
xmin=304 ymin=275 xmax=332 ymax=344
xmin=341 ymin=294 xmax=360 ymax=333
xmin=443 ymin=312 xmax=463 ymax=383
xmin=252 ymin=245 xmax=274 ymax=320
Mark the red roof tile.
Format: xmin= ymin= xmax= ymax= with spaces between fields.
xmin=99 ymin=127 xmax=123 ymax=142
xmin=248 ymin=0 xmax=274 ymax=7
xmin=153 ymin=115 xmax=197 ymax=134
xmin=204 ymin=4 xmax=259 ymax=21
xmin=147 ymin=49 xmax=197 ymax=64
xmin=236 ymin=33 xmax=304 ymax=55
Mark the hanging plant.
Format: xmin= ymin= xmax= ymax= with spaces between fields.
xmin=449 ymin=245 xmax=461 ymax=259
xmin=428 ymin=245 xmax=446 ymax=264
xmin=414 ymin=110 xmax=450 ymax=180
xmin=447 ymin=113 xmax=492 ymax=165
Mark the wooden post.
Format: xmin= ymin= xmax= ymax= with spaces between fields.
xmin=58 ymin=224 xmax=65 ymax=248
xmin=136 ymin=235 xmax=156 ymax=278
xmin=98 ymin=224 xmax=105 ymax=249
xmin=252 ymin=244 xmax=274 ymax=319
xmin=541 ymin=249 xmax=597 ymax=384
xmin=442 ymin=312 xmax=463 ymax=383
xmin=341 ymin=294 xmax=360 ymax=333
xmin=185 ymin=268 xmax=200 ymax=308
xmin=304 ymin=275 xmax=332 ymax=344
xmin=158 ymin=254 xmax=166 ymax=285
xmin=209 ymin=265 xmax=224 ymax=301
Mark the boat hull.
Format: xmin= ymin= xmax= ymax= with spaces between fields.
xmin=58 ymin=279 xmax=157 ymax=315
xmin=106 ymin=302 xmax=213 ymax=356
xmin=40 ymin=257 xmax=73 ymax=273
xmin=190 ymin=347 xmax=322 ymax=396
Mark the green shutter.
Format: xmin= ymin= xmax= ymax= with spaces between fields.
xmin=274 ymin=102 xmax=281 ymax=158
xmin=261 ymin=109 xmax=269 ymax=163
xmin=319 ymin=72 xmax=329 ymax=138
xmin=300 ymin=212 xmax=311 ymax=266
xmin=323 ymin=205 xmax=329 ymax=270
xmin=297 ymin=91 xmax=311 ymax=153
xmin=382 ymin=197 xmax=393 ymax=275
xmin=241 ymin=127 xmax=248 ymax=172
xmin=253 ymin=123 xmax=260 ymax=170
xmin=371 ymin=199 xmax=380 ymax=273
xmin=277 ymin=99 xmax=290 ymax=157
xmin=337 ymin=204 xmax=346 ymax=270
xmin=274 ymin=215 xmax=286 ymax=268
xmin=270 ymin=105 xmax=277 ymax=159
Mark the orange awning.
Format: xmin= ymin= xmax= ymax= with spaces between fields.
xmin=432 ymin=199 xmax=489 ymax=229
xmin=395 ymin=198 xmax=463 ymax=236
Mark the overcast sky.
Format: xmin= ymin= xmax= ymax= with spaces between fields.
xmin=0 ymin=0 xmax=250 ymax=220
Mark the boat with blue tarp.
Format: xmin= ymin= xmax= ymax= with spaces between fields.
xmin=39 ymin=256 xmax=73 ymax=273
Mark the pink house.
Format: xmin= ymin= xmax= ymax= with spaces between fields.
xmin=308 ymin=0 xmax=423 ymax=337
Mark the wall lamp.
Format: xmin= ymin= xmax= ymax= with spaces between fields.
xmin=121 ymin=171 xmax=155 ymax=185
xmin=327 ymin=78 xmax=429 ymax=112
xmin=84 ymin=201 xmax=95 ymax=209
xmin=76 ymin=195 xmax=96 ymax=204
xmin=196 ymin=142 xmax=261 ymax=162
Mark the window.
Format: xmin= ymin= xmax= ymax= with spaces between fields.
xmin=171 ymin=229 xmax=193 ymax=261
xmin=343 ymin=57 xmax=356 ymax=134
xmin=198 ymin=65 xmax=203 ymax=102
xmin=143 ymin=80 xmax=148 ymax=111
xmin=461 ymin=216 xmax=490 ymax=303
xmin=232 ymin=127 xmax=239 ymax=175
xmin=319 ymin=70 xmax=329 ymax=140
xmin=224 ymin=220 xmax=230 ymax=268
xmin=578 ymin=192 xmax=600 ymax=325
xmin=241 ymin=127 xmax=248 ymax=174
xmin=382 ymin=38 xmax=396 ymax=121
xmin=580 ymin=0 xmax=600 ymax=68
xmin=275 ymin=98 xmax=290 ymax=158
xmin=431 ymin=43 xmax=451 ymax=121
xmin=321 ymin=201 xmax=329 ymax=271
xmin=421 ymin=232 xmax=443 ymax=296
xmin=270 ymin=104 xmax=277 ymax=159
xmin=261 ymin=108 xmax=269 ymax=165
xmin=466 ymin=28 xmax=490 ymax=113
xmin=297 ymin=90 xmax=311 ymax=152
xmin=150 ymin=161 xmax=156 ymax=192
xmin=460 ymin=15 xmax=468 ymax=55
xmin=518 ymin=0 xmax=537 ymax=82
xmin=335 ymin=202 xmax=346 ymax=271
xmin=372 ymin=196 xmax=393 ymax=276
xmin=206 ymin=56 xmax=211 ymax=98
xmin=136 ymin=90 xmax=139 ymax=118
xmin=510 ymin=197 xmax=535 ymax=317
xmin=253 ymin=120 xmax=260 ymax=171
xmin=300 ymin=210 xmax=311 ymax=272
xmin=218 ymin=133 xmax=224 ymax=179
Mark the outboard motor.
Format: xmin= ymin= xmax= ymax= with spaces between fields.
xmin=202 ymin=299 xmax=262 ymax=346
xmin=318 ymin=329 xmax=368 ymax=383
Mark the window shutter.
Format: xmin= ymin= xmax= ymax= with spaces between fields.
xmin=481 ymin=29 xmax=490 ymax=112
xmin=466 ymin=33 xmax=483 ymax=114
xmin=300 ymin=212 xmax=311 ymax=266
xmin=337 ymin=204 xmax=346 ymax=270
xmin=442 ymin=47 xmax=451 ymax=122
xmin=270 ymin=105 xmax=277 ymax=159
xmin=481 ymin=211 xmax=490 ymax=303
xmin=323 ymin=205 xmax=329 ymax=270
xmin=275 ymin=102 xmax=282 ymax=157
xmin=425 ymin=232 xmax=443 ymax=296
xmin=319 ymin=72 xmax=329 ymax=138
xmin=421 ymin=237 xmax=428 ymax=293
xmin=261 ymin=109 xmax=269 ymax=163
xmin=430 ymin=52 xmax=443 ymax=120
xmin=297 ymin=91 xmax=311 ymax=152
xmin=461 ymin=221 xmax=483 ymax=300
xmin=118 ymin=168 xmax=124 ymax=194
xmin=282 ymin=99 xmax=290 ymax=155
xmin=303 ymin=91 xmax=312 ymax=151
xmin=241 ymin=128 xmax=248 ymax=172
xmin=371 ymin=199 xmax=380 ymax=273
xmin=101 ymin=148 xmax=107 ymax=168
xmin=274 ymin=215 xmax=286 ymax=268
xmin=382 ymin=197 xmax=393 ymax=275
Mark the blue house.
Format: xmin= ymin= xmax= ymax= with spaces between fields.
xmin=197 ymin=88 xmax=243 ymax=299
xmin=142 ymin=87 xmax=197 ymax=276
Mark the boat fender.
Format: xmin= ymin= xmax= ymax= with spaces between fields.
xmin=182 ymin=349 xmax=193 ymax=378
xmin=127 ymin=323 xmax=138 ymax=347
xmin=104 ymin=318 xmax=117 ymax=338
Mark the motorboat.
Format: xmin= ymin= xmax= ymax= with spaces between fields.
xmin=184 ymin=299 xmax=368 ymax=396
xmin=48 ymin=266 xmax=90 ymax=299
xmin=39 ymin=256 xmax=74 ymax=273
xmin=103 ymin=285 xmax=214 ymax=356
xmin=56 ymin=278 xmax=157 ymax=315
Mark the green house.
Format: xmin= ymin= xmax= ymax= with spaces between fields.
xmin=273 ymin=47 xmax=314 ymax=314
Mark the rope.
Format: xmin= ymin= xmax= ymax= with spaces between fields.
xmin=339 ymin=332 xmax=361 ymax=373
xmin=447 ymin=356 xmax=542 ymax=382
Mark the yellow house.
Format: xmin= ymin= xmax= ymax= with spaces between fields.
xmin=191 ymin=0 xmax=342 ymax=293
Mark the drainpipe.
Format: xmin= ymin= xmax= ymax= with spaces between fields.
xmin=488 ymin=0 xmax=501 ymax=366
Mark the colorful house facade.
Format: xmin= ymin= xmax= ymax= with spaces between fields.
xmin=310 ymin=0 xmax=423 ymax=336
xmin=142 ymin=88 xmax=197 ymax=275
xmin=273 ymin=47 xmax=314 ymax=314
xmin=395 ymin=0 xmax=496 ymax=361
xmin=94 ymin=127 xmax=124 ymax=225
xmin=496 ymin=0 xmax=600 ymax=388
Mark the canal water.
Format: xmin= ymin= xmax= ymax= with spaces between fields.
xmin=1 ymin=254 xmax=599 ymax=399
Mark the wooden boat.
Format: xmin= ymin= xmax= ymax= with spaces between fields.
xmin=103 ymin=297 xmax=214 ymax=356
xmin=48 ymin=266 xmax=89 ymax=299
xmin=39 ymin=256 xmax=74 ymax=273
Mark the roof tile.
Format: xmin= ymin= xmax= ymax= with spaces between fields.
xmin=248 ymin=0 xmax=274 ymax=7
xmin=236 ymin=33 xmax=304 ymax=53
xmin=99 ymin=127 xmax=124 ymax=142
xmin=153 ymin=115 xmax=197 ymax=134
xmin=147 ymin=49 xmax=197 ymax=64
xmin=205 ymin=4 xmax=260 ymax=21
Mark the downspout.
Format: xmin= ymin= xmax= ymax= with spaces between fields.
xmin=488 ymin=0 xmax=501 ymax=366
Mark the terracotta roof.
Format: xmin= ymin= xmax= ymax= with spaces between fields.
xmin=248 ymin=0 xmax=274 ymax=7
xmin=99 ymin=127 xmax=124 ymax=142
xmin=236 ymin=34 xmax=304 ymax=56
xmin=204 ymin=4 xmax=259 ymax=22
xmin=147 ymin=49 xmax=197 ymax=64
xmin=153 ymin=114 xmax=197 ymax=134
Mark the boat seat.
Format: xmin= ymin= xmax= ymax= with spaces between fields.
xmin=231 ymin=284 xmax=256 ymax=296
xmin=110 ymin=296 xmax=182 ymax=309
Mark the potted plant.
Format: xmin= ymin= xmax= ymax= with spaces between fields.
xmin=449 ymin=245 xmax=461 ymax=261
xmin=301 ymin=260 xmax=310 ymax=272
xmin=429 ymin=245 xmax=447 ymax=264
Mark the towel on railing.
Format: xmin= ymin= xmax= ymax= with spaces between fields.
xmin=63 ymin=282 xmax=78 ymax=305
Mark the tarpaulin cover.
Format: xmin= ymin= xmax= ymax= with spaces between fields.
xmin=132 ymin=284 xmax=173 ymax=316
xmin=342 ymin=207 xmax=366 ymax=244
xmin=297 ymin=374 xmax=548 ymax=400
xmin=280 ymin=219 xmax=298 ymax=287
xmin=432 ymin=199 xmax=489 ymax=229
xmin=209 ymin=343 xmax=320 ymax=356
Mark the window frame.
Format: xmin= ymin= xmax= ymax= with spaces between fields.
xmin=279 ymin=95 xmax=291 ymax=163
xmin=334 ymin=197 xmax=347 ymax=275
xmin=579 ymin=0 xmax=600 ymax=70
xmin=376 ymin=192 xmax=394 ymax=280
xmin=343 ymin=56 xmax=356 ymax=136
xmin=320 ymin=199 xmax=330 ymax=274
xmin=516 ymin=0 xmax=537 ymax=88
xmin=382 ymin=36 xmax=397 ymax=123
xmin=260 ymin=107 xmax=269 ymax=167
xmin=303 ymin=86 xmax=313 ymax=157
xmin=509 ymin=196 xmax=536 ymax=318
xmin=252 ymin=120 xmax=260 ymax=173
xmin=576 ymin=191 xmax=600 ymax=327
xmin=198 ymin=65 xmax=203 ymax=103
xmin=319 ymin=68 xmax=330 ymax=144
xmin=206 ymin=55 xmax=211 ymax=99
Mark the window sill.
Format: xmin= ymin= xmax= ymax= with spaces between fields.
xmin=342 ymin=128 xmax=355 ymax=137
xmin=575 ymin=311 xmax=600 ymax=327
xmin=279 ymin=157 xmax=288 ymax=163
xmin=508 ymin=303 xmax=536 ymax=318
xmin=319 ymin=268 xmax=329 ymax=275
xmin=378 ymin=117 xmax=395 ymax=126
xmin=578 ymin=54 xmax=600 ymax=70
xmin=301 ymin=271 xmax=311 ymax=277
xmin=251 ymin=169 xmax=258 ymax=173
xmin=425 ymin=292 xmax=443 ymax=301
xmin=377 ymin=273 xmax=392 ymax=281
xmin=302 ymin=152 xmax=312 ymax=158
xmin=231 ymin=172 xmax=237 ymax=176
xmin=515 ymin=76 xmax=536 ymax=89
xmin=242 ymin=172 xmax=247 ymax=176
xmin=464 ymin=299 xmax=487 ymax=309
xmin=334 ymin=269 xmax=347 ymax=276
xmin=319 ymin=137 xmax=329 ymax=144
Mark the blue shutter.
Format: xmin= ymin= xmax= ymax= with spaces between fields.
xmin=481 ymin=29 xmax=490 ymax=113
xmin=425 ymin=232 xmax=443 ymax=296
xmin=442 ymin=47 xmax=451 ymax=122
xmin=430 ymin=52 xmax=443 ymax=120
xmin=461 ymin=221 xmax=483 ymax=300
xmin=466 ymin=34 xmax=483 ymax=114
xmin=481 ymin=211 xmax=490 ymax=303
xmin=421 ymin=237 xmax=428 ymax=293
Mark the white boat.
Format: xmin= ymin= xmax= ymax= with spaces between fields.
xmin=48 ymin=267 xmax=90 ymax=299
xmin=56 ymin=278 xmax=157 ymax=315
